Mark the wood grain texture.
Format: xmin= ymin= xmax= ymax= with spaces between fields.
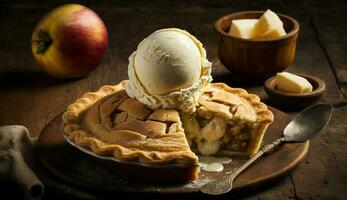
xmin=0 ymin=0 xmax=346 ymax=199
xmin=310 ymin=0 xmax=347 ymax=100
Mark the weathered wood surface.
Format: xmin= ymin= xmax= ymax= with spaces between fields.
xmin=0 ymin=0 xmax=346 ymax=199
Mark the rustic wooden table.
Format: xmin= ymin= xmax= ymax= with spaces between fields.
xmin=1 ymin=0 xmax=346 ymax=199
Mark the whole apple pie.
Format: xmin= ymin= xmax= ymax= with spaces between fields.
xmin=63 ymin=81 xmax=273 ymax=182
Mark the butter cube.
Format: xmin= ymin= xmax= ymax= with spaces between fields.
xmin=229 ymin=19 xmax=258 ymax=39
xmin=275 ymin=72 xmax=313 ymax=93
xmin=255 ymin=26 xmax=286 ymax=39
xmin=252 ymin=9 xmax=286 ymax=38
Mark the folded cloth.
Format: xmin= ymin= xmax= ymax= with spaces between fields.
xmin=0 ymin=125 xmax=44 ymax=200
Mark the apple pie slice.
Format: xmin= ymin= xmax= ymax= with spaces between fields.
xmin=181 ymin=83 xmax=274 ymax=156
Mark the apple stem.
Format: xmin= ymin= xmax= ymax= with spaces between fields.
xmin=36 ymin=30 xmax=52 ymax=54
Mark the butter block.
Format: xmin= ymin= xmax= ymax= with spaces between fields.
xmin=252 ymin=9 xmax=286 ymax=38
xmin=228 ymin=19 xmax=258 ymax=39
xmin=255 ymin=26 xmax=286 ymax=39
xmin=275 ymin=72 xmax=313 ymax=93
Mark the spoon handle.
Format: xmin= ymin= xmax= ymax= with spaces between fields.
xmin=260 ymin=137 xmax=286 ymax=154
xmin=200 ymin=137 xmax=285 ymax=195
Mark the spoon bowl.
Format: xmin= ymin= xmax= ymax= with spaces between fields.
xmin=284 ymin=104 xmax=332 ymax=142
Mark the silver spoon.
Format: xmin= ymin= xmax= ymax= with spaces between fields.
xmin=200 ymin=103 xmax=333 ymax=195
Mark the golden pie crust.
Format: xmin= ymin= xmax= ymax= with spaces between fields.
xmin=63 ymin=80 xmax=198 ymax=166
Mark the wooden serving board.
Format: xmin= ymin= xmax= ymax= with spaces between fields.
xmin=37 ymin=107 xmax=309 ymax=194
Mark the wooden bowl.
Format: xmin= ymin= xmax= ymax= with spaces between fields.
xmin=214 ymin=11 xmax=300 ymax=84
xmin=264 ymin=74 xmax=326 ymax=110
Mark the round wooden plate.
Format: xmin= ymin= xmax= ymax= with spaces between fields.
xmin=37 ymin=106 xmax=309 ymax=194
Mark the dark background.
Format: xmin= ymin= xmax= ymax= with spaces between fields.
xmin=0 ymin=0 xmax=346 ymax=199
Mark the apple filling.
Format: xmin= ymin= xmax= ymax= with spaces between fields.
xmin=181 ymin=107 xmax=256 ymax=156
xmin=179 ymin=82 xmax=269 ymax=156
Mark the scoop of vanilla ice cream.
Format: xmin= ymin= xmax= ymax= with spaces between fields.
xmin=134 ymin=29 xmax=202 ymax=95
xmin=126 ymin=28 xmax=212 ymax=112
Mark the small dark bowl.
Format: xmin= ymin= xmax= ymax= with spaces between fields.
xmin=214 ymin=11 xmax=300 ymax=84
xmin=264 ymin=74 xmax=326 ymax=110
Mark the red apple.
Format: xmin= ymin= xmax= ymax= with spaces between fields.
xmin=31 ymin=4 xmax=108 ymax=78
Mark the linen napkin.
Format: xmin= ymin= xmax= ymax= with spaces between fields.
xmin=0 ymin=125 xmax=44 ymax=200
